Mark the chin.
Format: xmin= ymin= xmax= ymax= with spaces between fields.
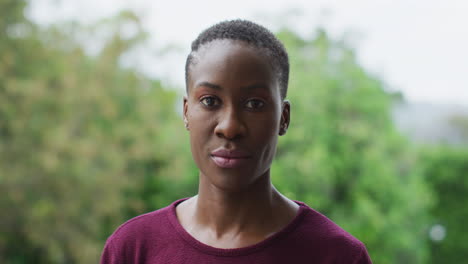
xmin=201 ymin=166 xmax=270 ymax=193
xmin=213 ymin=178 xmax=255 ymax=193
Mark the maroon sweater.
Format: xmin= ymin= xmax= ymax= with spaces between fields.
xmin=101 ymin=199 xmax=372 ymax=263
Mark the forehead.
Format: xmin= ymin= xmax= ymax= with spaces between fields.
xmin=188 ymin=40 xmax=277 ymax=93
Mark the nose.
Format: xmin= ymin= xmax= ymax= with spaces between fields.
xmin=214 ymin=107 xmax=247 ymax=140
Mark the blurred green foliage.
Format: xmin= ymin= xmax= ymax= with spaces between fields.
xmin=421 ymin=146 xmax=468 ymax=263
xmin=1 ymin=0 xmax=467 ymax=263
xmin=272 ymin=29 xmax=432 ymax=263
xmin=0 ymin=1 xmax=196 ymax=263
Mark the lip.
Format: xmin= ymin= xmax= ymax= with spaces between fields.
xmin=210 ymin=148 xmax=251 ymax=169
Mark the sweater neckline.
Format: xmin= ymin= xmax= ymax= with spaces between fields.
xmin=166 ymin=197 xmax=308 ymax=257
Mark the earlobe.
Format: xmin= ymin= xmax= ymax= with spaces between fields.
xmin=279 ymin=123 xmax=288 ymax=135
xmin=279 ymin=100 xmax=290 ymax=136
xmin=183 ymin=96 xmax=189 ymax=131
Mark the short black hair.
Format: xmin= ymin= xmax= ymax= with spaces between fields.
xmin=185 ymin=19 xmax=289 ymax=99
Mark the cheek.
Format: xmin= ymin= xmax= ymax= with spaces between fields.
xmin=249 ymin=114 xmax=280 ymax=154
xmin=187 ymin=106 xmax=214 ymax=156
xmin=252 ymin=108 xmax=280 ymax=136
xmin=189 ymin=106 xmax=217 ymax=129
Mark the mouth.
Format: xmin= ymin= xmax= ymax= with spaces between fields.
xmin=210 ymin=148 xmax=251 ymax=169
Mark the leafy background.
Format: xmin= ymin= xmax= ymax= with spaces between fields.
xmin=1 ymin=0 xmax=467 ymax=263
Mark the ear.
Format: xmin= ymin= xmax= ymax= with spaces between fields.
xmin=183 ymin=96 xmax=189 ymax=131
xmin=279 ymin=100 xmax=290 ymax=136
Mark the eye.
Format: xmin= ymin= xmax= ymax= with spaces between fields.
xmin=245 ymin=99 xmax=265 ymax=110
xmin=200 ymin=96 xmax=220 ymax=108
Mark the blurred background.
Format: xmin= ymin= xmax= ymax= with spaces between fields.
xmin=1 ymin=0 xmax=467 ymax=263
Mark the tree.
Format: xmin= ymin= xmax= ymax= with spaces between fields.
xmin=0 ymin=3 xmax=196 ymax=262
xmin=271 ymin=29 xmax=432 ymax=263
xmin=421 ymin=146 xmax=468 ymax=263
xmin=1 ymin=1 xmax=437 ymax=262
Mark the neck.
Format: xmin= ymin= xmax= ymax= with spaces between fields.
xmin=175 ymin=170 xmax=300 ymax=248
xmin=193 ymin=171 xmax=286 ymax=237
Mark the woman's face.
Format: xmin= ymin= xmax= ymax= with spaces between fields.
xmin=184 ymin=40 xmax=289 ymax=192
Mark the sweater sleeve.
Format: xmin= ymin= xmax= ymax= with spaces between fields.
xmin=354 ymin=245 xmax=373 ymax=264
xmin=100 ymin=236 xmax=119 ymax=264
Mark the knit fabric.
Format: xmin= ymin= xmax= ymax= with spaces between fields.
xmin=101 ymin=198 xmax=372 ymax=264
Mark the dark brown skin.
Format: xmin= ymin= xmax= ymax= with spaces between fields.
xmin=178 ymin=39 xmax=299 ymax=249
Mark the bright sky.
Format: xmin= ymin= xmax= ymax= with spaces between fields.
xmin=29 ymin=0 xmax=468 ymax=106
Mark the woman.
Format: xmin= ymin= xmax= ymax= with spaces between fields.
xmin=101 ymin=19 xmax=372 ymax=263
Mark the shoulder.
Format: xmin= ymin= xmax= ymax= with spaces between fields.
xmin=108 ymin=204 xmax=171 ymax=244
xmin=101 ymin=199 xmax=185 ymax=263
xmin=291 ymin=201 xmax=372 ymax=263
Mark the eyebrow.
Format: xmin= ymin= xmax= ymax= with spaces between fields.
xmin=196 ymin=82 xmax=221 ymax=90
xmin=195 ymin=82 xmax=269 ymax=91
